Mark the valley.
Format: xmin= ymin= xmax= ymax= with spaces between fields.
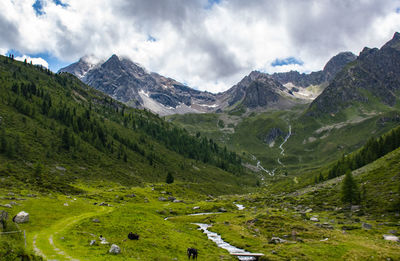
xmin=1 ymin=32 xmax=400 ymax=261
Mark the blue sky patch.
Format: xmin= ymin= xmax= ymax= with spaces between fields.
xmin=205 ymin=0 xmax=221 ymax=9
xmin=32 ymin=0 xmax=44 ymax=16
xmin=147 ymin=35 xmax=157 ymax=42
xmin=6 ymin=49 xmax=69 ymax=72
xmin=271 ymin=57 xmax=304 ymax=67
xmin=53 ymin=0 xmax=68 ymax=8
xmin=33 ymin=0 xmax=68 ymax=16
xmin=396 ymin=7 xmax=400 ymax=13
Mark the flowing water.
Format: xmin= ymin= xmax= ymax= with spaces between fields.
xmin=193 ymin=223 xmax=256 ymax=261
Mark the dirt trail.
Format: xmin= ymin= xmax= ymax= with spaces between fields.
xmin=32 ymin=207 xmax=111 ymax=261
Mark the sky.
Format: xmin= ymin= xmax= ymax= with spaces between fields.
xmin=1 ymin=0 xmax=400 ymax=93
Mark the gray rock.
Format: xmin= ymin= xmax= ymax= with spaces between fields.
xmin=193 ymin=206 xmax=200 ymax=210
xmin=362 ymin=223 xmax=372 ymax=230
xmin=99 ymin=202 xmax=109 ymax=206
xmin=388 ymin=230 xmax=397 ymax=235
xmin=383 ymin=235 xmax=399 ymax=242
xmin=9 ymin=201 xmax=18 ymax=206
xmin=310 ymin=216 xmax=319 ymax=222
xmin=173 ymin=199 xmax=183 ymax=203
xmin=3 ymin=204 xmax=12 ymax=208
xmin=351 ymin=205 xmax=360 ymax=212
xmin=90 ymin=240 xmax=96 ymax=246
xmin=13 ymin=211 xmax=29 ymax=223
xmin=269 ymin=237 xmax=286 ymax=244
xmin=219 ymin=208 xmax=227 ymax=213
xmin=321 ymin=223 xmax=334 ymax=229
xmin=158 ymin=197 xmax=167 ymax=201
xmin=168 ymin=196 xmax=176 ymax=202
xmin=109 ymin=244 xmax=121 ymax=254
xmin=92 ymin=219 xmax=100 ymax=223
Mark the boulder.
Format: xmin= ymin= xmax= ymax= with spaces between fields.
xmin=158 ymin=197 xmax=167 ymax=201
xmin=383 ymin=235 xmax=399 ymax=242
xmin=310 ymin=217 xmax=319 ymax=222
xmin=218 ymin=208 xmax=227 ymax=213
xmin=90 ymin=240 xmax=96 ymax=246
xmin=99 ymin=202 xmax=109 ymax=206
xmin=109 ymin=244 xmax=121 ymax=254
xmin=3 ymin=204 xmax=12 ymax=208
xmin=193 ymin=206 xmax=200 ymax=210
xmin=13 ymin=211 xmax=29 ymax=223
xmin=269 ymin=237 xmax=286 ymax=244
xmin=64 ymin=203 xmax=69 ymax=206
xmin=168 ymin=196 xmax=176 ymax=202
xmin=92 ymin=218 xmax=100 ymax=223
xmin=321 ymin=223 xmax=334 ymax=229
xmin=362 ymin=223 xmax=372 ymax=230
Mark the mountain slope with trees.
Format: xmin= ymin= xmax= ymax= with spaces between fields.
xmin=0 ymin=55 xmax=257 ymax=194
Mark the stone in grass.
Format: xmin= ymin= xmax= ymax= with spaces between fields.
xmin=362 ymin=223 xmax=372 ymax=230
xmin=109 ymin=244 xmax=121 ymax=254
xmin=3 ymin=204 xmax=12 ymax=208
xmin=13 ymin=211 xmax=29 ymax=223
xmin=158 ymin=197 xmax=167 ymax=201
xmin=383 ymin=235 xmax=400 ymax=242
xmin=269 ymin=237 xmax=286 ymax=244
xmin=90 ymin=240 xmax=96 ymax=246
xmin=218 ymin=207 xmax=227 ymax=212
xmin=310 ymin=216 xmax=319 ymax=222
xmin=64 ymin=203 xmax=69 ymax=206
xmin=388 ymin=230 xmax=398 ymax=235
xmin=92 ymin=218 xmax=100 ymax=223
xmin=193 ymin=206 xmax=200 ymax=210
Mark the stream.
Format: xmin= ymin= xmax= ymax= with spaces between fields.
xmin=165 ymin=204 xmax=257 ymax=260
xmin=193 ymin=223 xmax=256 ymax=261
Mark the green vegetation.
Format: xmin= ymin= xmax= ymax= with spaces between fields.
xmin=341 ymin=170 xmax=360 ymax=205
xmin=1 ymin=55 xmax=400 ymax=260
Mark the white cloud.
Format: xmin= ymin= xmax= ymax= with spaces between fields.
xmin=15 ymin=55 xmax=49 ymax=68
xmin=0 ymin=0 xmax=400 ymax=92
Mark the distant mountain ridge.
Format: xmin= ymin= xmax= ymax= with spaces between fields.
xmin=309 ymin=32 xmax=400 ymax=116
xmin=270 ymin=52 xmax=357 ymax=88
xmin=59 ymin=51 xmax=357 ymax=115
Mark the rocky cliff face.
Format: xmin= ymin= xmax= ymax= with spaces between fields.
xmin=308 ymin=33 xmax=400 ymax=116
xmin=217 ymin=71 xmax=299 ymax=110
xmin=60 ymin=55 xmax=217 ymax=115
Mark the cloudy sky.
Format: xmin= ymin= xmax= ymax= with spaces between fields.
xmin=1 ymin=0 xmax=400 ymax=92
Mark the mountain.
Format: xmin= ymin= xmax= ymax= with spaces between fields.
xmin=59 ymin=55 xmax=217 ymax=116
xmin=60 ymin=51 xmax=355 ymax=116
xmin=0 ymin=55 xmax=256 ymax=194
xmin=216 ymin=71 xmax=307 ymax=112
xmin=270 ymin=52 xmax=357 ymax=88
xmin=309 ymin=32 xmax=400 ymax=117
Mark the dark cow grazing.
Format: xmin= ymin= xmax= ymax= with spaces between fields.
xmin=187 ymin=248 xmax=198 ymax=259
xmin=128 ymin=232 xmax=139 ymax=240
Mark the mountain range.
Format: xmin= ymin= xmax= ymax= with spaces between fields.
xmin=59 ymin=49 xmax=357 ymax=115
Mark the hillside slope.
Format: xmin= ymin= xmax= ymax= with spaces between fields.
xmin=0 ymin=55 xmax=257 ymax=195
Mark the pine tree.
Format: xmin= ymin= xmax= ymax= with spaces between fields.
xmin=62 ymin=128 xmax=70 ymax=150
xmin=166 ymin=172 xmax=174 ymax=184
xmin=341 ymin=170 xmax=360 ymax=205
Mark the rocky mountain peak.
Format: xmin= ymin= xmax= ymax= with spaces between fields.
xmin=381 ymin=32 xmax=400 ymax=50
xmin=323 ymin=51 xmax=357 ymax=78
